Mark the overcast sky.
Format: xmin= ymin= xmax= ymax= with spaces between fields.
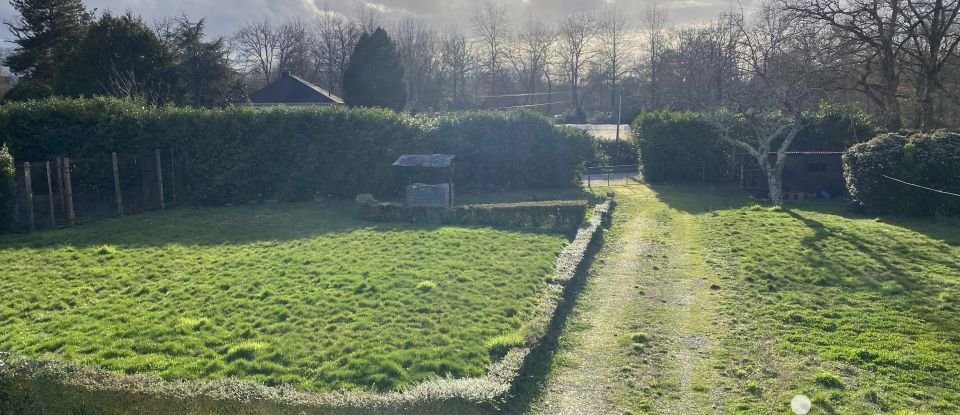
xmin=0 ymin=0 xmax=749 ymax=42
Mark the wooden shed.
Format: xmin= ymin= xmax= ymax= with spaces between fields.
xmin=740 ymin=152 xmax=846 ymax=198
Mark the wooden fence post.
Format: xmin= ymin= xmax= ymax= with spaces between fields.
xmin=112 ymin=152 xmax=124 ymax=217
xmin=170 ymin=148 xmax=176 ymax=204
xmin=46 ymin=161 xmax=55 ymax=227
xmin=63 ymin=158 xmax=75 ymax=226
xmin=156 ymin=149 xmax=165 ymax=210
xmin=56 ymin=157 xmax=65 ymax=213
xmin=24 ymin=162 xmax=34 ymax=232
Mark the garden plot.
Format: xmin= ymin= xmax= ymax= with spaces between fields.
xmin=0 ymin=201 xmax=569 ymax=392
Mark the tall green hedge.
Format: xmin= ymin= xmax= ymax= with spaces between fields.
xmin=632 ymin=111 xmax=730 ymax=182
xmin=0 ymin=98 xmax=593 ymax=205
xmin=634 ymin=104 xmax=876 ymax=183
xmin=844 ymin=130 xmax=960 ymax=216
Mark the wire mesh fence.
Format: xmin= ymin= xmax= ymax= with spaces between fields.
xmin=11 ymin=149 xmax=186 ymax=232
xmin=585 ymin=165 xmax=643 ymax=188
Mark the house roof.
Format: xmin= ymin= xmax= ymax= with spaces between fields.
xmin=249 ymin=71 xmax=344 ymax=105
xmin=392 ymin=154 xmax=456 ymax=168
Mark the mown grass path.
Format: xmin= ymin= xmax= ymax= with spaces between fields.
xmin=529 ymin=186 xmax=727 ymax=414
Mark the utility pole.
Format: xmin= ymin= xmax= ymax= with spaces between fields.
xmin=615 ymin=92 xmax=623 ymax=162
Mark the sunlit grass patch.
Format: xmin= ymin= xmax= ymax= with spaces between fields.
xmin=0 ymin=201 xmax=568 ymax=392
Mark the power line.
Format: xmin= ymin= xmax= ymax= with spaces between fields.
xmin=881 ymin=174 xmax=960 ymax=198
xmin=486 ymin=100 xmax=572 ymax=110
xmin=478 ymin=91 xmax=567 ymax=99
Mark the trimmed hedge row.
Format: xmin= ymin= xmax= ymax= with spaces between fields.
xmin=358 ymin=199 xmax=589 ymax=231
xmin=844 ymin=130 xmax=960 ymax=216
xmin=0 ymin=98 xmax=593 ymax=205
xmin=0 ymin=199 xmax=614 ymax=415
xmin=634 ymin=104 xmax=876 ymax=183
xmin=632 ymin=111 xmax=730 ymax=182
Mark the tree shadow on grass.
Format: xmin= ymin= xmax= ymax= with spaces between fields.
xmin=646 ymin=183 xmax=761 ymax=214
xmin=500 ymin=217 xmax=607 ymax=415
xmin=783 ymin=208 xmax=960 ymax=333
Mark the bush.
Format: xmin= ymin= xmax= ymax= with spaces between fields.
xmin=0 ymin=98 xmax=593 ymax=206
xmin=0 ymin=144 xmax=13 ymax=232
xmin=1 ymin=83 xmax=53 ymax=103
xmin=844 ymin=130 xmax=960 ymax=216
xmin=357 ymin=200 xmax=589 ymax=231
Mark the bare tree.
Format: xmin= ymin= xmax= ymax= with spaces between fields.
xmin=786 ymin=0 xmax=909 ymax=131
xmin=440 ymin=29 xmax=473 ymax=109
xmin=600 ymin=4 xmax=633 ymax=112
xmin=710 ymin=2 xmax=839 ymax=206
xmin=558 ymin=11 xmax=600 ymax=122
xmin=276 ymin=18 xmax=310 ymax=76
xmin=641 ymin=3 xmax=668 ymax=109
xmin=234 ymin=19 xmax=278 ymax=83
xmin=354 ymin=0 xmax=383 ymax=34
xmin=902 ymin=0 xmax=960 ymax=130
xmin=506 ymin=15 xmax=556 ymax=106
xmin=311 ymin=9 xmax=360 ymax=95
xmin=471 ymin=0 xmax=509 ymax=97
xmin=394 ymin=16 xmax=440 ymax=111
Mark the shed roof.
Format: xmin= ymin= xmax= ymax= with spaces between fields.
xmin=249 ymin=71 xmax=345 ymax=105
xmin=392 ymin=154 xmax=456 ymax=168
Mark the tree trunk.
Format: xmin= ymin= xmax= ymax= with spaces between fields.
xmin=880 ymin=53 xmax=902 ymax=131
xmin=766 ymin=166 xmax=784 ymax=207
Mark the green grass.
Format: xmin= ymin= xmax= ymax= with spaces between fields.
xmin=0 ymin=200 xmax=569 ymax=392
xmin=653 ymin=184 xmax=960 ymax=413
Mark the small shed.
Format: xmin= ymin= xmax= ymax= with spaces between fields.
xmin=249 ymin=71 xmax=344 ymax=106
xmin=740 ymin=152 xmax=846 ymax=197
xmin=392 ymin=154 xmax=456 ymax=207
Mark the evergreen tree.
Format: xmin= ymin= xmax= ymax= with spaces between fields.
xmin=343 ymin=28 xmax=407 ymax=111
xmin=159 ymin=16 xmax=236 ymax=107
xmin=58 ymin=12 xmax=176 ymax=104
xmin=4 ymin=0 xmax=91 ymax=84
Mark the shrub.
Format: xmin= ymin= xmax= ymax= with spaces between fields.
xmin=1 ymin=83 xmax=53 ymax=103
xmin=0 ymin=144 xmax=13 ymax=232
xmin=358 ymin=200 xmax=589 ymax=231
xmin=844 ymin=130 xmax=960 ymax=216
xmin=0 ymin=98 xmax=593 ymax=206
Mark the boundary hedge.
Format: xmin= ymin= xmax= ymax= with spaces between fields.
xmin=844 ymin=130 xmax=960 ymax=216
xmin=0 ymin=199 xmax=614 ymax=414
xmin=0 ymin=98 xmax=593 ymax=205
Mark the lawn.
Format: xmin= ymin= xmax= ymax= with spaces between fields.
xmin=654 ymin=185 xmax=960 ymax=413
xmin=0 ymin=200 xmax=569 ymax=392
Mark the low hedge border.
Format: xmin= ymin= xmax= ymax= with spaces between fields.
xmin=357 ymin=199 xmax=590 ymax=231
xmin=0 ymin=199 xmax=614 ymax=414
